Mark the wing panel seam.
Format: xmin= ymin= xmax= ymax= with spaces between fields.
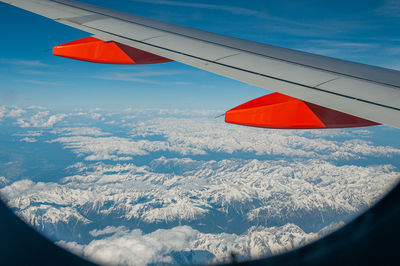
xmin=314 ymin=77 xmax=341 ymax=88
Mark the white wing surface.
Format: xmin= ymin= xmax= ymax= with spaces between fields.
xmin=1 ymin=0 xmax=400 ymax=128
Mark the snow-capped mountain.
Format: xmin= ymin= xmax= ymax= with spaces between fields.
xmin=0 ymin=106 xmax=399 ymax=265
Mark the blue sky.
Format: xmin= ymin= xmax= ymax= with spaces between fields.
xmin=0 ymin=0 xmax=400 ymax=110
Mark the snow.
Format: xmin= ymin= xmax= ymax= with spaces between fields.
xmin=0 ymin=106 xmax=399 ymax=265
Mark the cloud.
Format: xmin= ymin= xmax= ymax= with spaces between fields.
xmin=16 ymin=118 xmax=30 ymax=128
xmin=89 ymin=113 xmax=102 ymax=120
xmin=19 ymin=69 xmax=48 ymax=75
xmin=294 ymin=39 xmax=380 ymax=58
xmin=8 ymin=108 xmax=26 ymax=118
xmin=1 ymin=107 xmax=399 ymax=265
xmin=94 ymin=70 xmax=185 ymax=84
xmin=0 ymin=106 xmax=27 ymax=120
xmin=0 ymin=59 xmax=48 ymax=67
xmin=24 ymin=79 xmax=65 ymax=86
xmin=376 ymin=0 xmax=400 ymax=17
xmin=14 ymin=60 xmax=48 ymax=67
xmin=0 ymin=106 xmax=5 ymax=120
xmin=27 ymin=105 xmax=47 ymax=110
xmin=56 ymin=241 xmax=86 ymax=257
xmin=131 ymin=0 xmax=263 ymax=17
xmin=32 ymin=111 xmax=399 ymax=164
xmin=57 ymin=222 xmax=345 ymax=265
xmin=48 ymin=136 xmax=152 ymax=160
xmin=89 ymin=226 xmax=129 ymax=237
xmin=51 ymin=127 xmax=110 ymax=137
xmin=308 ymin=40 xmax=376 ymax=49
xmin=20 ymin=137 xmax=37 ymax=143
xmin=59 ymin=226 xmax=200 ymax=265
xmin=0 ymin=176 xmax=10 ymax=187
xmin=128 ymin=117 xmax=400 ymax=159
xmin=385 ymin=47 xmax=400 ymax=56
xmin=17 ymin=111 xmax=67 ymax=128
xmin=42 ymin=114 xmax=67 ymax=127
xmin=13 ymin=131 xmax=42 ymax=137
xmin=94 ymin=74 xmax=160 ymax=84
xmin=130 ymin=0 xmax=352 ymax=39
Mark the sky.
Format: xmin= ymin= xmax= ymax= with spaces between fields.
xmin=1 ymin=0 xmax=400 ymax=111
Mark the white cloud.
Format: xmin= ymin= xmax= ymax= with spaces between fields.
xmin=24 ymin=80 xmax=65 ymax=86
xmin=95 ymin=70 xmax=191 ymax=85
xmin=8 ymin=108 xmax=26 ymax=118
xmin=90 ymin=113 xmax=102 ymax=120
xmin=17 ymin=111 xmax=67 ymax=128
xmin=0 ymin=176 xmax=10 ymax=187
xmin=41 ymin=114 xmax=400 ymax=162
xmin=0 ymin=106 xmax=27 ymax=120
xmin=60 ymin=226 xmax=199 ymax=265
xmin=130 ymin=0 xmax=262 ymax=16
xmin=0 ymin=106 xmax=5 ymax=120
xmin=14 ymin=131 xmax=42 ymax=137
xmin=16 ymin=118 xmax=30 ymax=128
xmin=376 ymin=0 xmax=400 ymax=17
xmin=20 ymin=137 xmax=37 ymax=143
xmin=57 ymin=222 xmax=344 ymax=265
xmin=128 ymin=117 xmax=400 ymax=159
xmin=309 ymin=40 xmax=376 ymax=49
xmin=51 ymin=127 xmax=110 ymax=137
xmin=1 ymin=107 xmax=399 ymax=265
xmin=13 ymin=60 xmax=48 ymax=67
xmin=20 ymin=69 xmax=47 ymax=75
xmin=130 ymin=0 xmax=354 ymax=42
xmin=57 ymin=241 xmax=86 ymax=257
xmin=0 ymin=58 xmax=48 ymax=67
xmin=48 ymin=136 xmax=151 ymax=160
xmin=89 ymin=226 xmax=129 ymax=237
xmin=44 ymin=114 xmax=68 ymax=127
xmin=27 ymin=105 xmax=47 ymax=110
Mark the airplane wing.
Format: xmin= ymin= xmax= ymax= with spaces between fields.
xmin=1 ymin=0 xmax=400 ymax=128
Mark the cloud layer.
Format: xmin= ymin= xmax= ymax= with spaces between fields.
xmin=0 ymin=106 xmax=399 ymax=265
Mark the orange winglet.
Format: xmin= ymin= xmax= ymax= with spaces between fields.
xmin=53 ymin=37 xmax=172 ymax=64
xmin=225 ymin=93 xmax=380 ymax=129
